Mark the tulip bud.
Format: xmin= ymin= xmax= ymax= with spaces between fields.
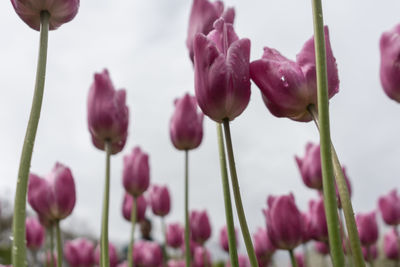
xmin=186 ymin=0 xmax=234 ymax=62
xmin=301 ymin=211 xmax=313 ymax=243
xmin=295 ymin=142 xmax=322 ymax=190
xmin=123 ymin=147 xmax=150 ymax=197
xmin=193 ymin=246 xmax=211 ymax=267
xmin=87 ymin=69 xmax=129 ymax=155
xmin=28 ymin=162 xmax=76 ymax=221
xmin=227 ymin=254 xmax=249 ymax=267
xmin=167 ymin=259 xmax=185 ymax=267
xmin=253 ymin=227 xmax=275 ymax=264
xmin=250 ymin=26 xmax=338 ymax=122
xmin=308 ymin=197 xmax=328 ymax=242
xmin=25 ymin=217 xmax=45 ymax=250
xmin=384 ymin=228 xmax=400 ymax=260
xmin=219 ymin=225 xmax=238 ymax=252
xmin=378 ymin=189 xmax=400 ymax=226
xmin=264 ymin=194 xmax=303 ymax=250
xmin=355 ymin=211 xmax=379 ymax=246
xmin=122 ymin=193 xmax=147 ymax=223
xmin=170 ymin=93 xmax=204 ymax=150
xmin=166 ymin=223 xmax=184 ymax=248
xmin=64 ymin=238 xmax=95 ymax=267
xmin=380 ymin=24 xmax=400 ymax=102
xmin=190 ymin=210 xmax=212 ymax=245
xmin=133 ymin=241 xmax=163 ymax=267
xmin=194 ymin=18 xmax=251 ymax=123
xmin=94 ymin=242 xmax=119 ymax=267
xmin=315 ymin=241 xmax=330 ymax=255
xmin=362 ymin=245 xmax=378 ymax=262
xmin=11 ymin=0 xmax=79 ymax=31
xmin=150 ymin=185 xmax=171 ymax=217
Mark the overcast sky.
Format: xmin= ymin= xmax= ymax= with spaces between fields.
xmin=1 ymin=0 xmax=400 ymax=261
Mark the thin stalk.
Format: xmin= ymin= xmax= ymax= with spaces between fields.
xmin=184 ymin=150 xmax=190 ymax=267
xmin=161 ymin=217 xmax=168 ymax=263
xmin=45 ymin=228 xmax=50 ymax=267
xmin=367 ymin=246 xmax=374 ymax=267
xmin=128 ymin=196 xmax=137 ymax=267
xmin=12 ymin=11 xmax=50 ymax=267
xmin=395 ymin=226 xmax=400 ymax=267
xmin=289 ymin=250 xmax=298 ymax=267
xmin=50 ymin=226 xmax=55 ymax=267
xmin=55 ymin=221 xmax=63 ymax=267
xmin=309 ymin=106 xmax=365 ymax=267
xmin=222 ymin=119 xmax=258 ymax=267
xmin=310 ymin=0 xmax=345 ymax=265
xmin=100 ymin=141 xmax=112 ymax=267
xmin=302 ymin=244 xmax=308 ymax=267
xmin=216 ymin=123 xmax=239 ymax=267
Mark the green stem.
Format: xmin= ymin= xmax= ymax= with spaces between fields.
xmin=161 ymin=217 xmax=168 ymax=263
xmin=309 ymin=0 xmax=345 ymax=266
xmin=216 ymin=123 xmax=239 ymax=267
xmin=50 ymin=226 xmax=55 ymax=267
xmin=222 ymin=119 xmax=258 ymax=267
xmin=309 ymin=106 xmax=365 ymax=267
xmin=289 ymin=250 xmax=298 ymax=267
xmin=128 ymin=196 xmax=137 ymax=267
xmin=12 ymin=11 xmax=50 ymax=267
xmin=184 ymin=150 xmax=191 ymax=267
xmin=55 ymin=221 xmax=63 ymax=267
xmin=100 ymin=141 xmax=112 ymax=267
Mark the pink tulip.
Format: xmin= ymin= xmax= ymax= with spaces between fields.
xmin=133 ymin=240 xmax=163 ymax=267
xmin=264 ymin=194 xmax=303 ymax=250
xmin=122 ymin=193 xmax=147 ymax=222
xmin=219 ymin=225 xmax=238 ymax=252
xmin=28 ymin=162 xmax=76 ymax=221
xmin=250 ymin=26 xmax=338 ymax=122
xmin=150 ymin=185 xmax=171 ymax=217
xmin=362 ymin=245 xmax=378 ymax=262
xmin=193 ymin=18 xmax=251 ymax=123
xmin=123 ymin=147 xmax=150 ymax=197
xmin=64 ymin=238 xmax=95 ymax=267
xmin=356 ymin=211 xmax=379 ymax=246
xmin=170 ymin=93 xmax=204 ymax=150
xmin=167 ymin=259 xmax=185 ymax=267
xmin=94 ymin=242 xmax=118 ymax=267
xmin=11 ymin=0 xmax=79 ymax=31
xmin=384 ymin=228 xmax=400 ymax=260
xmin=380 ymin=24 xmax=400 ymax=102
xmin=378 ymin=189 xmax=400 ymax=226
xmin=25 ymin=217 xmax=45 ymax=250
xmin=190 ymin=210 xmax=212 ymax=245
xmin=301 ymin=211 xmax=313 ymax=243
xmin=87 ymin=69 xmax=129 ymax=155
xmin=186 ymin=0 xmax=234 ymax=62
xmin=315 ymin=241 xmax=330 ymax=255
xmin=193 ymin=246 xmax=212 ymax=267
xmin=295 ymin=142 xmax=322 ymax=190
xmin=308 ymin=197 xmax=328 ymax=242
xmin=226 ymin=254 xmax=249 ymax=267
xmin=253 ymin=227 xmax=275 ymax=265
xmin=166 ymin=223 xmax=184 ymax=248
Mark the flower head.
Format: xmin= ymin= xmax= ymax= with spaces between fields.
xmin=378 ymin=189 xmax=400 ymax=226
xmin=94 ymin=242 xmax=118 ymax=267
xmin=149 ymin=185 xmax=171 ymax=217
xmin=219 ymin=225 xmax=238 ymax=252
xmin=123 ymin=147 xmax=150 ymax=197
xmin=383 ymin=228 xmax=399 ymax=260
xmin=190 ymin=210 xmax=212 ymax=245
xmin=25 ymin=217 xmax=45 ymax=250
xmin=133 ymin=241 xmax=163 ymax=267
xmin=122 ymin=193 xmax=147 ymax=223
xmin=295 ymin=142 xmax=322 ymax=190
xmin=166 ymin=223 xmax=184 ymax=248
xmin=64 ymin=238 xmax=95 ymax=267
xmin=356 ymin=211 xmax=379 ymax=246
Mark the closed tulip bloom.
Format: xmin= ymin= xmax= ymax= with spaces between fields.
xmin=133 ymin=241 xmax=163 ymax=267
xmin=227 ymin=255 xmax=249 ymax=267
xmin=253 ymin=227 xmax=275 ymax=262
xmin=264 ymin=194 xmax=303 ymax=250
xmin=186 ymin=0 xmax=234 ymax=62
xmin=362 ymin=245 xmax=378 ymax=262
xmin=308 ymin=197 xmax=328 ymax=242
xmin=123 ymin=147 xmax=150 ymax=197
xmin=64 ymin=238 xmax=95 ymax=267
xmin=295 ymin=142 xmax=322 ymax=190
xmin=378 ymin=189 xmax=400 ymax=225
xmin=219 ymin=225 xmax=238 ymax=252
xmin=87 ymin=69 xmax=129 ymax=155
xmin=166 ymin=223 xmax=184 ymax=248
xmin=335 ymin=167 xmax=352 ymax=209
xmin=11 ymin=0 xmax=79 ymax=31
xmin=150 ymin=185 xmax=171 ymax=217
xmin=301 ymin=211 xmax=313 ymax=243
xmin=167 ymin=259 xmax=185 ymax=267
xmin=384 ymin=229 xmax=400 ymax=260
xmin=194 ymin=18 xmax=251 ymax=123
xmin=356 ymin=211 xmax=379 ymax=246
xmin=315 ymin=241 xmax=330 ymax=255
xmin=28 ymin=162 xmax=76 ymax=221
xmin=170 ymin=93 xmax=204 ymax=150
xmin=190 ymin=210 xmax=212 ymax=244
xmin=25 ymin=217 xmax=45 ymax=250
xmin=94 ymin=242 xmax=118 ymax=267
xmin=193 ymin=246 xmax=212 ymax=267
xmin=122 ymin=193 xmax=147 ymax=222
xmin=250 ymin=26 xmax=338 ymax=122
xmin=380 ymin=24 xmax=400 ymax=102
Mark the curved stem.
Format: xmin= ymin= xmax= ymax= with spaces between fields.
xmin=222 ymin=119 xmax=258 ymax=267
xmin=309 ymin=106 xmax=365 ymax=267
xmin=216 ymin=123 xmax=239 ymax=267
xmin=289 ymin=250 xmax=298 ymax=267
xmin=184 ymin=150 xmax=191 ymax=267
xmin=128 ymin=196 xmax=137 ymax=267
xmin=12 ymin=11 xmax=50 ymax=267
xmin=55 ymin=221 xmax=63 ymax=267
xmin=50 ymin=226 xmax=55 ymax=267
xmin=100 ymin=141 xmax=112 ymax=267
xmin=309 ymin=0 xmax=346 ymax=265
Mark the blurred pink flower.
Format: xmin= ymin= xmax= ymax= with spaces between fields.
xmin=149 ymin=185 xmax=171 ymax=217
xmin=64 ymin=238 xmax=95 ymax=267
xmin=122 ymin=193 xmax=147 ymax=222
xmin=25 ymin=217 xmax=45 ymax=250
xmin=123 ymin=147 xmax=150 ymax=197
